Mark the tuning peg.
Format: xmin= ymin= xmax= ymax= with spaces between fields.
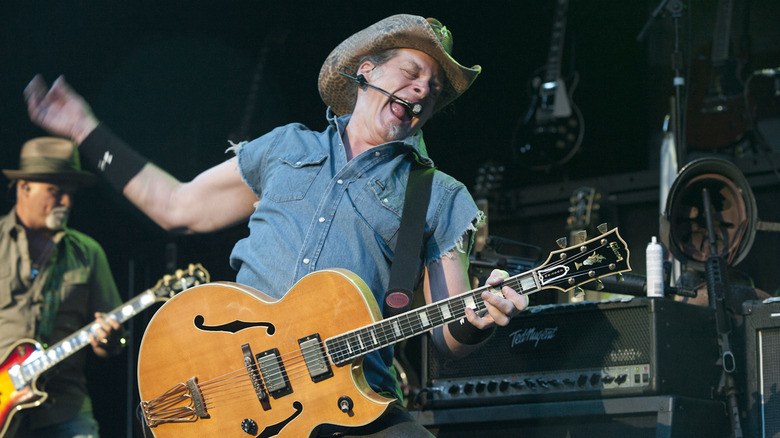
xmin=573 ymin=230 xmax=587 ymax=244
xmin=574 ymin=287 xmax=584 ymax=296
xmin=593 ymin=279 xmax=604 ymax=291
xmin=597 ymin=223 xmax=608 ymax=234
xmin=616 ymin=273 xmax=624 ymax=282
xmin=556 ymin=237 xmax=568 ymax=248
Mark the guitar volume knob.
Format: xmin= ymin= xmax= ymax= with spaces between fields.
xmin=241 ymin=418 xmax=258 ymax=435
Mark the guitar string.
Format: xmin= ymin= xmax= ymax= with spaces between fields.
xmin=331 ymin=236 xmax=619 ymax=364
xmin=146 ymin=238 xmax=619 ymax=413
xmin=165 ymin=342 xmax=336 ymax=409
xmin=185 ymin=353 xmax=341 ymax=411
xmin=328 ymin=237 xmax=615 ymax=353
xmin=153 ymin=290 xmax=589 ymax=413
xmin=326 ymin=238 xmax=615 ymax=362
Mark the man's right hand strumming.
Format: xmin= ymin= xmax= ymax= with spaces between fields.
xmin=24 ymin=74 xmax=99 ymax=144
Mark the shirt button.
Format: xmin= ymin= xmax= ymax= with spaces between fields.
xmin=296 ymin=161 xmax=302 ymax=166
xmin=337 ymin=179 xmax=344 ymax=185
xmin=303 ymin=258 xmax=310 ymax=265
xmin=374 ymin=151 xmax=380 ymax=157
xmin=383 ymin=198 xmax=389 ymax=203
xmin=318 ymin=217 xmax=325 ymax=223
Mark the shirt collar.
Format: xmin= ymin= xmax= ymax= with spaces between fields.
xmin=1 ymin=208 xmax=67 ymax=243
xmin=0 ymin=209 xmax=16 ymax=236
xmin=325 ymin=107 xmax=435 ymax=168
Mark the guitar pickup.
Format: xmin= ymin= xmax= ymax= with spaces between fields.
xmin=256 ymin=348 xmax=292 ymax=398
xmin=298 ymin=334 xmax=332 ymax=383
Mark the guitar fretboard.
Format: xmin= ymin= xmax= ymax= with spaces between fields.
xmin=711 ymin=0 xmax=734 ymax=64
xmin=22 ymin=289 xmax=160 ymax=379
xmin=543 ymin=0 xmax=569 ymax=83
xmin=324 ymin=230 xmax=629 ymax=366
xmin=326 ymin=271 xmax=541 ymax=366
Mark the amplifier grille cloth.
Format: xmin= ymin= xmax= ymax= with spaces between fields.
xmin=760 ymin=329 xmax=780 ymax=437
xmin=428 ymin=305 xmax=651 ymax=379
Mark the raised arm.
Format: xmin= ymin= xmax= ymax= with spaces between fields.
xmin=24 ymin=74 xmax=258 ymax=233
xmin=123 ymin=158 xmax=258 ymax=233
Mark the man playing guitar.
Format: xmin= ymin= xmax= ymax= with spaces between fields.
xmin=24 ymin=14 xmax=529 ymax=437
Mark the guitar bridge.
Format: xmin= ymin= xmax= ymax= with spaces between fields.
xmin=242 ymin=343 xmax=271 ymax=410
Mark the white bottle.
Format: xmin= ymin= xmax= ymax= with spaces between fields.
xmin=646 ymin=236 xmax=664 ymax=297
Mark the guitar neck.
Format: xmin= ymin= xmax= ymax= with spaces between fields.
xmin=327 ymin=268 xmax=546 ymax=366
xmin=326 ymin=228 xmax=629 ymax=365
xmin=711 ymin=0 xmax=734 ymax=64
xmin=24 ymin=288 xmax=160 ymax=377
xmin=543 ymin=0 xmax=569 ymax=83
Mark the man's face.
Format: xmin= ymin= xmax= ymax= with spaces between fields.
xmin=353 ymin=48 xmax=443 ymax=144
xmin=17 ymin=180 xmax=76 ymax=231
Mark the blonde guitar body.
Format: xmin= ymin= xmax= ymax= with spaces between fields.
xmin=137 ymin=229 xmax=630 ymax=437
xmin=137 ymin=269 xmax=391 ymax=438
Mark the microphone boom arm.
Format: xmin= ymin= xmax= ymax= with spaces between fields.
xmin=338 ymin=66 xmax=423 ymax=116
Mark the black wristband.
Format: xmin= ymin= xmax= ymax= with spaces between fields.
xmin=80 ymin=124 xmax=148 ymax=192
xmin=448 ymin=318 xmax=495 ymax=345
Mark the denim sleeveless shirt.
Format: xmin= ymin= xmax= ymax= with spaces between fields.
xmin=229 ymin=109 xmax=481 ymax=398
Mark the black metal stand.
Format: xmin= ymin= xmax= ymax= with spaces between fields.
xmin=702 ymin=187 xmax=744 ymax=438
xmin=637 ymin=0 xmax=688 ymax=169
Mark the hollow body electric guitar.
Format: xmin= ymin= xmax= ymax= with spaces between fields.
xmin=137 ymin=228 xmax=630 ymax=437
xmin=0 ymin=264 xmax=209 ymax=437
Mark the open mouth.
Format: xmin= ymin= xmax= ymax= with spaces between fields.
xmin=390 ymin=100 xmax=412 ymax=121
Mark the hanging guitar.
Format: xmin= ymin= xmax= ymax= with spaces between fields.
xmin=566 ymin=186 xmax=601 ymax=239
xmin=0 ymin=264 xmax=209 ymax=438
xmin=136 ymin=228 xmax=630 ymax=437
xmin=685 ymin=0 xmax=754 ymax=150
xmin=561 ymin=187 xmax=603 ymax=302
xmin=513 ymin=0 xmax=584 ymax=171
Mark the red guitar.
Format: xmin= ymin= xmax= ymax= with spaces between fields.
xmin=685 ymin=0 xmax=754 ymax=150
xmin=136 ymin=228 xmax=630 ymax=437
xmin=0 ymin=264 xmax=209 ymax=437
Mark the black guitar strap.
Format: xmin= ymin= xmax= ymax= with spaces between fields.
xmin=383 ymin=163 xmax=434 ymax=318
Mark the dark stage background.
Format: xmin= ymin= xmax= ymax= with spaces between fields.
xmin=2 ymin=1 xmax=779 ymax=436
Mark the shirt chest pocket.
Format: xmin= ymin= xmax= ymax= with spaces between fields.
xmin=351 ymin=176 xmax=404 ymax=245
xmin=57 ymin=267 xmax=90 ymax=314
xmin=0 ymin=265 xmax=12 ymax=309
xmin=262 ymin=153 xmax=327 ymax=202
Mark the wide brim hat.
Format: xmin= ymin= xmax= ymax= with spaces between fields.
xmin=3 ymin=137 xmax=97 ymax=187
xmin=318 ymin=14 xmax=481 ymax=116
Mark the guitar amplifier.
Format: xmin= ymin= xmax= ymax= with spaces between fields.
xmin=739 ymin=299 xmax=780 ymax=438
xmin=420 ymin=297 xmax=721 ymax=408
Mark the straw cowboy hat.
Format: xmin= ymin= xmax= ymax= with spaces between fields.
xmin=3 ymin=137 xmax=96 ymax=187
xmin=318 ymin=14 xmax=481 ymax=116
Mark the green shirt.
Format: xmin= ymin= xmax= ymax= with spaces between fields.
xmin=0 ymin=208 xmax=122 ymax=428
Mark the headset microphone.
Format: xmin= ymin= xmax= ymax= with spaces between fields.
xmin=339 ymin=67 xmax=423 ymax=116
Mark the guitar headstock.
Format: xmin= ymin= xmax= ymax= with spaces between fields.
xmin=537 ymin=227 xmax=631 ymax=292
xmin=566 ymin=186 xmax=601 ymax=233
xmin=151 ymin=263 xmax=210 ymax=300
